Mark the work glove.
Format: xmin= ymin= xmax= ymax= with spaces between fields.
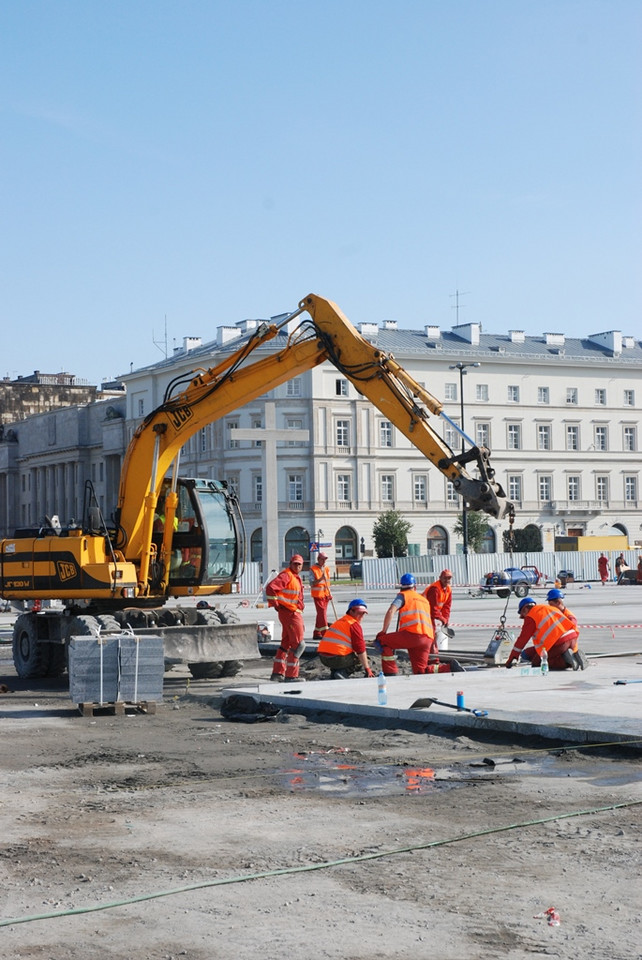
xmin=364 ymin=667 xmax=375 ymax=678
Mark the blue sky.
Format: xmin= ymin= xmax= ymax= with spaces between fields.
xmin=1 ymin=0 xmax=640 ymax=385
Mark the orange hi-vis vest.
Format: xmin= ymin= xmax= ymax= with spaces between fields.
xmin=398 ymin=590 xmax=434 ymax=638
xmin=266 ymin=570 xmax=302 ymax=611
xmin=310 ymin=564 xmax=331 ymax=599
xmin=529 ymin=604 xmax=577 ymax=655
xmin=318 ymin=614 xmax=357 ymax=657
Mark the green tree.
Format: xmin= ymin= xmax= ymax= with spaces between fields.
xmin=502 ymin=525 xmax=542 ymax=553
xmin=373 ymin=510 xmax=411 ymax=558
xmin=453 ymin=511 xmax=490 ymax=554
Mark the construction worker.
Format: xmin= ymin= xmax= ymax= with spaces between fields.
xmin=375 ymin=573 xmax=463 ymax=675
xmin=505 ymin=597 xmax=587 ymax=670
xmin=546 ymin=588 xmax=588 ymax=669
xmin=318 ymin=599 xmax=375 ymax=680
xmin=309 ymin=551 xmax=333 ymax=640
xmin=266 ymin=555 xmax=305 ymax=682
xmin=423 ymin=568 xmax=454 ymax=649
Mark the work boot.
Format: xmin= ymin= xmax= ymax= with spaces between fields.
xmin=330 ymin=670 xmax=348 ymax=680
xmin=270 ymin=673 xmax=285 ymax=683
xmin=562 ymin=648 xmax=579 ymax=670
xmin=447 ymin=659 xmax=465 ymax=673
xmin=574 ymin=649 xmax=589 ymax=670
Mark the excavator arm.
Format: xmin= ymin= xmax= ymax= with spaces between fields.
xmin=116 ymin=294 xmax=513 ymax=581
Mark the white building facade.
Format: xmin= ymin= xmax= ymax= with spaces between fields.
xmin=115 ymin=316 xmax=642 ymax=570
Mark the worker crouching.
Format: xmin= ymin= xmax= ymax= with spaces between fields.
xmin=506 ymin=597 xmax=589 ymax=671
xmin=376 ymin=574 xmax=463 ymax=675
xmin=318 ymin=599 xmax=374 ymax=680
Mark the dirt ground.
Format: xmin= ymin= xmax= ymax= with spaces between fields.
xmin=1 ymin=650 xmax=641 ymax=960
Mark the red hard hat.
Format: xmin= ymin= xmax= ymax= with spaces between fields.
xmin=290 ymin=554 xmax=304 ymax=563
xmin=441 ymin=569 xmax=453 ymax=577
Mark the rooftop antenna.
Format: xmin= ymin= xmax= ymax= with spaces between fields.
xmin=153 ymin=314 xmax=169 ymax=359
xmin=450 ymin=289 xmax=470 ymax=325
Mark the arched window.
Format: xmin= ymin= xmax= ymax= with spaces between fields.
xmin=335 ymin=525 xmax=358 ymax=561
xmin=250 ymin=528 xmax=262 ymax=563
xmin=428 ymin=525 xmax=448 ymax=555
xmin=284 ymin=526 xmax=309 ymax=565
xmin=480 ymin=527 xmax=496 ymax=554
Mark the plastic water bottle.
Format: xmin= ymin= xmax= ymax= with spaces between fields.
xmin=540 ymin=648 xmax=549 ymax=677
xmin=377 ymin=671 xmax=387 ymax=705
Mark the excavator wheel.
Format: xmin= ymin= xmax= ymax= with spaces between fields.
xmin=96 ymin=614 xmax=122 ymax=634
xmin=12 ymin=614 xmax=50 ymax=679
xmin=187 ymin=608 xmax=226 ymax=679
xmin=213 ymin=607 xmax=243 ymax=676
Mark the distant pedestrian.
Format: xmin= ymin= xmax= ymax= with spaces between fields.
xmin=614 ymin=553 xmax=627 ymax=582
xmin=266 ymin=555 xmax=305 ymax=682
xmin=376 ymin=573 xmax=463 ymax=675
xmin=597 ymin=553 xmax=609 ymax=585
xmin=309 ymin=551 xmax=333 ymax=640
xmin=318 ymin=599 xmax=374 ymax=680
xmin=637 ymin=556 xmax=642 ymax=584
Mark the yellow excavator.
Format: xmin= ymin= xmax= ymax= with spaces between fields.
xmin=0 ymin=294 xmax=513 ymax=680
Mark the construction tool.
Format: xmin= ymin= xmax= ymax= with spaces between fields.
xmin=323 ymin=567 xmax=338 ymax=622
xmin=409 ymin=696 xmax=488 ymax=718
xmin=613 ymin=679 xmax=642 ymax=685
xmin=254 ymin=569 xmax=277 ymax=608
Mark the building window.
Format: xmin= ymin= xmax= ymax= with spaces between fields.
xmin=379 ymin=420 xmax=393 ymax=447
xmin=381 ymin=474 xmax=394 ymax=502
xmin=200 ymin=427 xmax=207 ymax=452
xmin=507 ymin=424 xmax=522 ymax=450
xmin=288 ymin=474 xmax=303 ymax=502
xmin=624 ymin=476 xmax=638 ymax=503
xmin=287 ymin=418 xmax=304 ymax=446
xmin=567 ymin=476 xmax=580 ymax=501
xmin=595 ymin=388 xmax=607 ymax=405
xmin=538 ymin=476 xmax=552 ymax=502
xmin=336 ymin=419 xmax=351 ymax=448
xmin=337 ymin=474 xmax=351 ymax=502
xmin=444 ymin=382 xmax=457 ymax=401
xmin=566 ymin=387 xmax=578 ymax=405
xmin=252 ymin=418 xmax=262 ymax=446
xmin=444 ymin=419 xmax=460 ymax=449
xmin=623 ymin=426 xmax=637 ymax=452
xmin=476 ymin=384 xmax=489 ymax=402
xmin=507 ymin=385 xmax=520 ymax=403
xmin=475 ymin=422 xmax=490 ymax=447
xmin=413 ymin=475 xmax=427 ymax=502
xmin=137 ymin=399 xmax=144 ymax=417
xmin=596 ymin=476 xmax=609 ymax=502
xmin=537 ymin=424 xmax=551 ymax=451
xmin=537 ymin=386 xmax=550 ymax=404
xmin=227 ymin=420 xmax=239 ymax=448
xmin=624 ymin=389 xmax=635 ymax=406
xmin=226 ymin=475 xmax=239 ymax=496
xmin=566 ymin=425 xmax=579 ymax=451
xmin=286 ymin=378 xmax=301 ymax=397
xmin=446 ymin=481 xmax=457 ymax=503
xmin=253 ymin=475 xmax=263 ymax=503
xmin=428 ymin=525 xmax=449 ymax=555
xmin=335 ymin=379 xmax=348 ymax=397
xmin=594 ymin=425 xmax=608 ymax=451
xmin=507 ymin=475 xmax=522 ymax=502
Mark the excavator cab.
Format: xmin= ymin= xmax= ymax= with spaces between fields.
xmin=153 ymin=477 xmax=244 ymax=589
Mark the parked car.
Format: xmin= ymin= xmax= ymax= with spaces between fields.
xmin=479 ymin=566 xmax=543 ymax=599
xmin=618 ymin=568 xmax=641 ymax=586
xmin=349 ymin=560 xmax=363 ymax=580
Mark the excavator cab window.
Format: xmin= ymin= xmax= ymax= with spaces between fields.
xmin=153 ymin=478 xmax=242 ymax=587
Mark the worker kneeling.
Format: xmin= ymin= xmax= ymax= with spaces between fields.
xmin=376 ymin=574 xmax=463 ymax=675
xmin=318 ymin=600 xmax=374 ymax=680
xmin=505 ymin=597 xmax=588 ymax=671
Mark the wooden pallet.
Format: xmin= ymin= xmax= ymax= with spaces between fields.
xmin=77 ymin=700 xmax=158 ymax=717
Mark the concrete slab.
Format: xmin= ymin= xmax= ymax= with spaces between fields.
xmin=225 ymin=657 xmax=642 ymax=746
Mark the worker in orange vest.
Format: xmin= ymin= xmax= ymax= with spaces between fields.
xmin=423 ymin=568 xmax=454 ymax=648
xmin=309 ymin=551 xmax=333 ymax=640
xmin=266 ymin=555 xmax=305 ymax=682
xmin=318 ymin=599 xmax=375 ymax=680
xmin=505 ymin=597 xmax=587 ymax=670
xmin=375 ymin=574 xmax=463 ymax=675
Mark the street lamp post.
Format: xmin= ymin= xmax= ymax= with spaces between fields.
xmin=449 ymin=361 xmax=480 ymax=576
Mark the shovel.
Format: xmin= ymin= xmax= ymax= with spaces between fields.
xmin=613 ymin=679 xmax=642 ymax=685
xmin=409 ymin=696 xmax=488 ymax=718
